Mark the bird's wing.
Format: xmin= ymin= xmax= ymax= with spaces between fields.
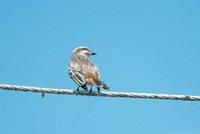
xmin=69 ymin=69 xmax=86 ymax=86
xmin=92 ymin=63 xmax=101 ymax=78
xmin=68 ymin=64 xmax=86 ymax=86
xmin=89 ymin=63 xmax=109 ymax=90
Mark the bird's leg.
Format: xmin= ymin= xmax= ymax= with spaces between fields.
xmin=97 ymin=87 xmax=100 ymax=93
xmin=89 ymin=86 xmax=93 ymax=93
xmin=77 ymin=86 xmax=80 ymax=93
xmin=75 ymin=86 xmax=80 ymax=97
xmin=89 ymin=86 xmax=93 ymax=96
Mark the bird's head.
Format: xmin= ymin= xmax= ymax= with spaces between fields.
xmin=72 ymin=46 xmax=96 ymax=57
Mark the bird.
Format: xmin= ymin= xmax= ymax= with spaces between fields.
xmin=68 ymin=46 xmax=109 ymax=93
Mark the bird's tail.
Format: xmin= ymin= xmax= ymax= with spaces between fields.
xmin=94 ymin=78 xmax=109 ymax=90
xmin=102 ymin=82 xmax=110 ymax=90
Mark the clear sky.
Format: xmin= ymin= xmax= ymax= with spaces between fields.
xmin=0 ymin=0 xmax=200 ymax=134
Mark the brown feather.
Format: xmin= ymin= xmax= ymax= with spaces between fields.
xmin=86 ymin=72 xmax=103 ymax=87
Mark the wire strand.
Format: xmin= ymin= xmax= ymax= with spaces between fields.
xmin=0 ymin=84 xmax=200 ymax=101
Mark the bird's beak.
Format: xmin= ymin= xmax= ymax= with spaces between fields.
xmin=92 ymin=52 xmax=97 ymax=55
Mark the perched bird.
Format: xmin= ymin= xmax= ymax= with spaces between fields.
xmin=68 ymin=46 xmax=109 ymax=93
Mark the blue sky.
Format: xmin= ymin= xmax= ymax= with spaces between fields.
xmin=0 ymin=0 xmax=200 ymax=134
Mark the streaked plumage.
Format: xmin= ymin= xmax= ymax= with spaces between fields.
xmin=68 ymin=46 xmax=109 ymax=93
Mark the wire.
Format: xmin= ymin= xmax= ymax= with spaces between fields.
xmin=0 ymin=84 xmax=200 ymax=101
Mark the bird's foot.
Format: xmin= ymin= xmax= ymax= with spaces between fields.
xmin=97 ymin=87 xmax=100 ymax=93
